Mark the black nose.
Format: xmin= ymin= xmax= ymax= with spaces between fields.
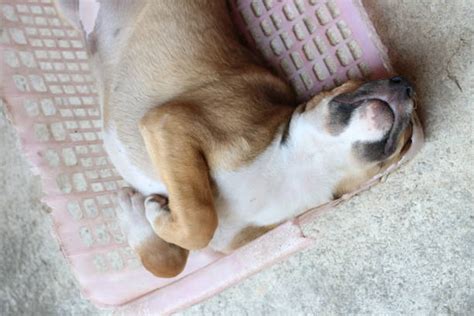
xmin=390 ymin=76 xmax=414 ymax=98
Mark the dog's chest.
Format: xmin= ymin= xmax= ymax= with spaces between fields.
xmin=208 ymin=143 xmax=344 ymax=251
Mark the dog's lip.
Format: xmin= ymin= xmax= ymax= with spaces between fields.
xmin=362 ymin=95 xmax=409 ymax=156
xmin=356 ymin=96 xmax=407 ymax=157
xmin=380 ymin=97 xmax=407 ymax=156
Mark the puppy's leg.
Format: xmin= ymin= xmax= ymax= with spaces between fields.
xmin=116 ymin=188 xmax=188 ymax=277
xmin=139 ymin=104 xmax=218 ymax=250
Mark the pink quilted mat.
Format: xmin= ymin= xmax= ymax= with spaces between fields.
xmin=230 ymin=0 xmax=393 ymax=101
xmin=0 ymin=0 xmax=423 ymax=314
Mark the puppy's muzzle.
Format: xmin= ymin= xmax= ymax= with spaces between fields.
xmin=333 ymin=76 xmax=415 ymax=157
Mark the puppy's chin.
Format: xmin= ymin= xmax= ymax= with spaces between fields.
xmin=357 ymin=99 xmax=394 ymax=134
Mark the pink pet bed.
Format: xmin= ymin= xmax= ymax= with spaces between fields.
xmin=0 ymin=0 xmax=423 ymax=314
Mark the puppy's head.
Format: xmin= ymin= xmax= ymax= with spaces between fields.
xmin=325 ymin=76 xmax=414 ymax=161
xmin=301 ymin=76 xmax=415 ymax=197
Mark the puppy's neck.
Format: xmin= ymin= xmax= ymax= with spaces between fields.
xmin=261 ymin=104 xmax=352 ymax=179
xmin=278 ymin=101 xmax=337 ymax=158
xmin=213 ymin=108 xmax=352 ymax=226
xmin=269 ymin=103 xmax=354 ymax=191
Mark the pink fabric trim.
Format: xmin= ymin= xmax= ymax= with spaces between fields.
xmin=114 ymin=221 xmax=313 ymax=314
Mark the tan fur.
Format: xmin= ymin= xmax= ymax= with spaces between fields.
xmin=139 ymin=79 xmax=368 ymax=250
xmin=74 ymin=0 xmax=414 ymax=277
xmin=94 ymin=1 xmax=296 ymax=176
xmin=136 ymin=233 xmax=189 ymax=277
xmin=90 ymin=0 xmax=297 ymax=269
xmin=136 ymin=65 xmax=296 ymax=250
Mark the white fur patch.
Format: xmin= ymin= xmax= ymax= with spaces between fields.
xmin=208 ymin=113 xmax=351 ymax=251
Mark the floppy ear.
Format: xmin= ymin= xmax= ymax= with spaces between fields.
xmin=139 ymin=102 xmax=218 ymax=250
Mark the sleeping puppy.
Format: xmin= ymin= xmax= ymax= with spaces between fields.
xmin=83 ymin=0 xmax=415 ymax=277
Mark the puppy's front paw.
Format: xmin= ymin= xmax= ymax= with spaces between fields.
xmin=144 ymin=194 xmax=170 ymax=227
xmin=116 ymin=188 xmax=188 ymax=277
xmin=116 ymin=187 xmax=155 ymax=248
